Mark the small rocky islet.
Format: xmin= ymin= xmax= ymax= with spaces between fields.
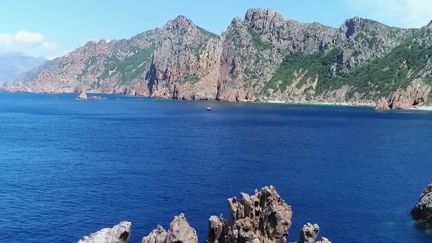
xmin=78 ymin=186 xmax=331 ymax=243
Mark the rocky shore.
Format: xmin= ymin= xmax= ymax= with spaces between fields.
xmin=78 ymin=186 xmax=331 ymax=243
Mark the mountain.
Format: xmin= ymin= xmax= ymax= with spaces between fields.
xmin=0 ymin=53 xmax=46 ymax=84
xmin=8 ymin=8 xmax=432 ymax=109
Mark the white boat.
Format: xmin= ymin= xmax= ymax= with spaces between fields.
xmin=206 ymin=107 xmax=212 ymax=111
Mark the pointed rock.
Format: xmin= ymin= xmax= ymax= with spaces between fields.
xmin=141 ymin=225 xmax=168 ymax=243
xmin=77 ymin=221 xmax=131 ymax=243
xmin=142 ymin=214 xmax=197 ymax=243
xmin=207 ymin=186 xmax=292 ymax=243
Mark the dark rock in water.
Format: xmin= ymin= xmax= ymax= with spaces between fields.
xmin=411 ymin=183 xmax=432 ymax=227
xmin=77 ymin=221 xmax=131 ymax=243
xmin=207 ymin=186 xmax=292 ymax=243
xmin=142 ymin=213 xmax=198 ymax=243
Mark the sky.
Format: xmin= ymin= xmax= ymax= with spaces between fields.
xmin=0 ymin=0 xmax=431 ymax=59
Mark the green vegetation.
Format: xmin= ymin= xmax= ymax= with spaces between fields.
xmin=342 ymin=41 xmax=432 ymax=98
xmin=265 ymin=34 xmax=432 ymax=98
xmin=266 ymin=49 xmax=341 ymax=93
xmin=100 ymin=45 xmax=154 ymax=83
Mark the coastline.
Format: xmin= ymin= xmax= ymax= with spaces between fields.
xmin=6 ymin=90 xmax=432 ymax=111
xmin=259 ymin=99 xmax=375 ymax=108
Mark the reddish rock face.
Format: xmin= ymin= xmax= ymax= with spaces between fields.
xmin=375 ymin=97 xmax=390 ymax=111
xmin=9 ymin=8 xmax=432 ymax=108
xmin=388 ymin=79 xmax=431 ymax=109
xmin=207 ymin=186 xmax=293 ymax=243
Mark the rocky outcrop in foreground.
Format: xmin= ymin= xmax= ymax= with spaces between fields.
xmin=298 ymin=223 xmax=331 ymax=243
xmin=78 ymin=221 xmax=131 ymax=243
xmin=207 ymin=186 xmax=292 ymax=242
xmin=78 ymin=186 xmax=330 ymax=243
xmin=142 ymin=213 xmax=198 ymax=243
xmin=411 ymin=183 xmax=432 ymax=227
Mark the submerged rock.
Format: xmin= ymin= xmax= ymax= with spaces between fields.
xmin=207 ymin=186 xmax=293 ymax=243
xmin=411 ymin=183 xmax=432 ymax=227
xmin=142 ymin=213 xmax=198 ymax=243
xmin=77 ymin=221 xmax=131 ymax=243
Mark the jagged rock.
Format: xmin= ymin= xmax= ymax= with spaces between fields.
xmin=141 ymin=225 xmax=168 ymax=243
xmin=207 ymin=215 xmax=227 ymax=243
xmin=77 ymin=221 xmax=131 ymax=243
xmin=411 ymin=183 xmax=432 ymax=227
xmin=142 ymin=213 xmax=198 ymax=243
xmin=207 ymin=186 xmax=292 ymax=243
xmin=375 ymin=97 xmax=390 ymax=111
xmin=388 ymin=79 xmax=431 ymax=109
xmin=168 ymin=213 xmax=198 ymax=243
xmin=298 ymin=223 xmax=331 ymax=243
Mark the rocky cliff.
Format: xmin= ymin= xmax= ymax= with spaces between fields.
xmin=8 ymin=8 xmax=432 ymax=109
xmin=78 ymin=186 xmax=330 ymax=243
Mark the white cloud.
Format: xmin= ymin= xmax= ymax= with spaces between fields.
xmin=0 ymin=31 xmax=59 ymax=58
xmin=347 ymin=0 xmax=432 ymax=28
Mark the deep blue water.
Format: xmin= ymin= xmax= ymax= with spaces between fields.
xmin=0 ymin=93 xmax=432 ymax=242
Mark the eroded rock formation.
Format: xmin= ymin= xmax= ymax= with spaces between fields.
xmin=375 ymin=97 xmax=390 ymax=111
xmin=298 ymin=223 xmax=331 ymax=243
xmin=78 ymin=187 xmax=330 ymax=243
xmin=78 ymin=221 xmax=131 ymax=243
xmin=142 ymin=213 xmax=198 ymax=243
xmin=411 ymin=183 xmax=432 ymax=227
xmin=207 ymin=186 xmax=292 ymax=243
xmin=388 ymin=79 xmax=431 ymax=109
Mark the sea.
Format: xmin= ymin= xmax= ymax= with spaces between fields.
xmin=0 ymin=93 xmax=431 ymax=242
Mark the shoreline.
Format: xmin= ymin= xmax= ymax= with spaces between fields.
xmin=259 ymin=99 xmax=374 ymax=108
xmin=5 ymin=90 xmax=432 ymax=111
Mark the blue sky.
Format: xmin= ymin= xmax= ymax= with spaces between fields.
xmin=0 ymin=0 xmax=431 ymax=58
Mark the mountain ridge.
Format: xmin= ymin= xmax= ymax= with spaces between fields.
xmin=0 ymin=53 xmax=46 ymax=84
xmin=7 ymin=8 xmax=432 ymax=109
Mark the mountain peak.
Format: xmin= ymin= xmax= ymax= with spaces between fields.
xmin=164 ymin=15 xmax=196 ymax=31
xmin=244 ymin=8 xmax=286 ymax=31
xmin=245 ymin=8 xmax=285 ymax=23
xmin=341 ymin=17 xmax=387 ymax=38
